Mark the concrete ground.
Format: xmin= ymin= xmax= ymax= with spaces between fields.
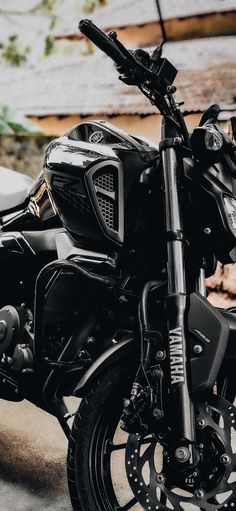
xmin=0 ymin=399 xmax=74 ymax=511
xmin=1 ymin=397 xmax=236 ymax=511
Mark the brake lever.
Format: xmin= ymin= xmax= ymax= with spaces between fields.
xmin=108 ymin=30 xmax=174 ymax=95
xmin=106 ymin=28 xmax=177 ymax=120
xmin=109 ymin=31 xmax=163 ymax=80
xmin=108 ymin=31 xmax=137 ymax=64
xmin=108 ymin=30 xmax=155 ymax=85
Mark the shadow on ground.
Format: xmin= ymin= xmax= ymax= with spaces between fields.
xmin=0 ymin=429 xmax=67 ymax=494
xmin=0 ymin=399 xmax=73 ymax=510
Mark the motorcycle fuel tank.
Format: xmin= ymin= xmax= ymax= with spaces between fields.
xmin=44 ymin=120 xmax=159 ymax=250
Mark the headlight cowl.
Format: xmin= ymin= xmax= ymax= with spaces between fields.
xmin=191 ymin=125 xmax=223 ymax=163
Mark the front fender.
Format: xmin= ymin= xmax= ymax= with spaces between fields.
xmin=73 ymin=334 xmax=138 ymax=397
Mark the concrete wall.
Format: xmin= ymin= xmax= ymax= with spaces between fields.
xmin=109 ymin=12 xmax=236 ymax=47
xmin=29 ymin=113 xmax=202 ymax=140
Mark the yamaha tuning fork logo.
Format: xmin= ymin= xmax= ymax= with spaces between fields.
xmin=89 ymin=131 xmax=104 ymax=143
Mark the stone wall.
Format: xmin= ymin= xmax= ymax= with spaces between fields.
xmin=0 ymin=135 xmax=53 ymax=179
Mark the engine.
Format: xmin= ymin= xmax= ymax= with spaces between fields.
xmin=0 ymin=304 xmax=34 ymax=378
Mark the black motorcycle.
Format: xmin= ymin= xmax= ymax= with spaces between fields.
xmin=0 ymin=15 xmax=236 ymax=511
xmin=65 ymin=19 xmax=236 ymax=511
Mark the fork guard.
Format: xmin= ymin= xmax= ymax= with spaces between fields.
xmin=73 ymin=333 xmax=138 ymax=397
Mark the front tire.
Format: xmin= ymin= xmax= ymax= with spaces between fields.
xmin=67 ymin=362 xmax=236 ymax=511
xmin=67 ymin=362 xmax=136 ymax=511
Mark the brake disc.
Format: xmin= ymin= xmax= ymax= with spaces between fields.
xmin=125 ymin=395 xmax=236 ymax=510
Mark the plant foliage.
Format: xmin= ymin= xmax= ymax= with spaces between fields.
xmin=0 ymin=35 xmax=30 ymax=67
xmin=83 ymin=0 xmax=107 ymax=14
xmin=0 ymin=105 xmax=42 ymax=135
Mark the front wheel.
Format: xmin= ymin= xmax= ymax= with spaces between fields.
xmin=67 ymin=362 xmax=236 ymax=511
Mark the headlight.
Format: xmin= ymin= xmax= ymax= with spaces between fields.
xmin=224 ymin=195 xmax=236 ymax=234
xmin=205 ymin=128 xmax=223 ymax=151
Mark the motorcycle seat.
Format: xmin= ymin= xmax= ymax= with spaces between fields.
xmin=0 ymin=166 xmax=33 ymax=214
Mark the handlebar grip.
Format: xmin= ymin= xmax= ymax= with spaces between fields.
xmin=79 ymin=19 xmax=131 ymax=69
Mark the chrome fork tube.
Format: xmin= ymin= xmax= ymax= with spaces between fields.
xmin=197 ymin=267 xmax=207 ymax=297
xmin=163 ymin=147 xmax=185 ymax=295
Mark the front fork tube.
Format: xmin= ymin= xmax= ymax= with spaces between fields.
xmin=197 ymin=267 xmax=207 ymax=297
xmin=162 ymin=145 xmax=195 ymax=451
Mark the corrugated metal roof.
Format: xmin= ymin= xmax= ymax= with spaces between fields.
xmin=88 ymin=0 xmax=236 ymax=31
xmin=0 ymin=36 xmax=234 ymax=117
xmin=1 ymin=0 xmax=234 ymax=42
xmin=0 ymin=1 xmax=39 ymax=14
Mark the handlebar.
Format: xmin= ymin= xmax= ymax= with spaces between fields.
xmin=79 ymin=19 xmax=131 ymax=69
xmin=78 ymin=19 xmax=185 ymax=141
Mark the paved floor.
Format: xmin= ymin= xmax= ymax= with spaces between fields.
xmin=0 ymin=399 xmax=74 ymax=511
xmin=1 ymin=396 xmax=236 ymax=511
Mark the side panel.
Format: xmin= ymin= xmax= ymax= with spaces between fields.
xmin=44 ymin=139 xmax=123 ymax=249
xmin=188 ymin=293 xmax=229 ymax=394
xmin=0 ymin=227 xmax=63 ymax=307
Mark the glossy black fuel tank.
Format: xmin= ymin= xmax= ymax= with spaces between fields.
xmin=44 ymin=121 xmax=159 ymax=250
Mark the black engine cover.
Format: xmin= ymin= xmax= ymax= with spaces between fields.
xmin=0 ymin=305 xmax=30 ymax=356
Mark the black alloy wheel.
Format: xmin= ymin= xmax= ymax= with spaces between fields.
xmin=67 ymin=362 xmax=236 ymax=511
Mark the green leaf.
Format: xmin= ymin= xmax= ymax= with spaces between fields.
xmin=8 ymin=35 xmax=17 ymax=43
xmin=9 ymin=122 xmax=30 ymax=133
xmin=0 ymin=119 xmax=14 ymax=134
xmin=0 ymin=104 xmax=42 ymax=134
xmin=44 ymin=35 xmax=55 ymax=57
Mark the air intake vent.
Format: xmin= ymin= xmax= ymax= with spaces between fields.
xmin=97 ymin=196 xmax=115 ymax=230
xmin=94 ymin=171 xmax=115 ymax=192
xmin=93 ymin=167 xmax=118 ymax=232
